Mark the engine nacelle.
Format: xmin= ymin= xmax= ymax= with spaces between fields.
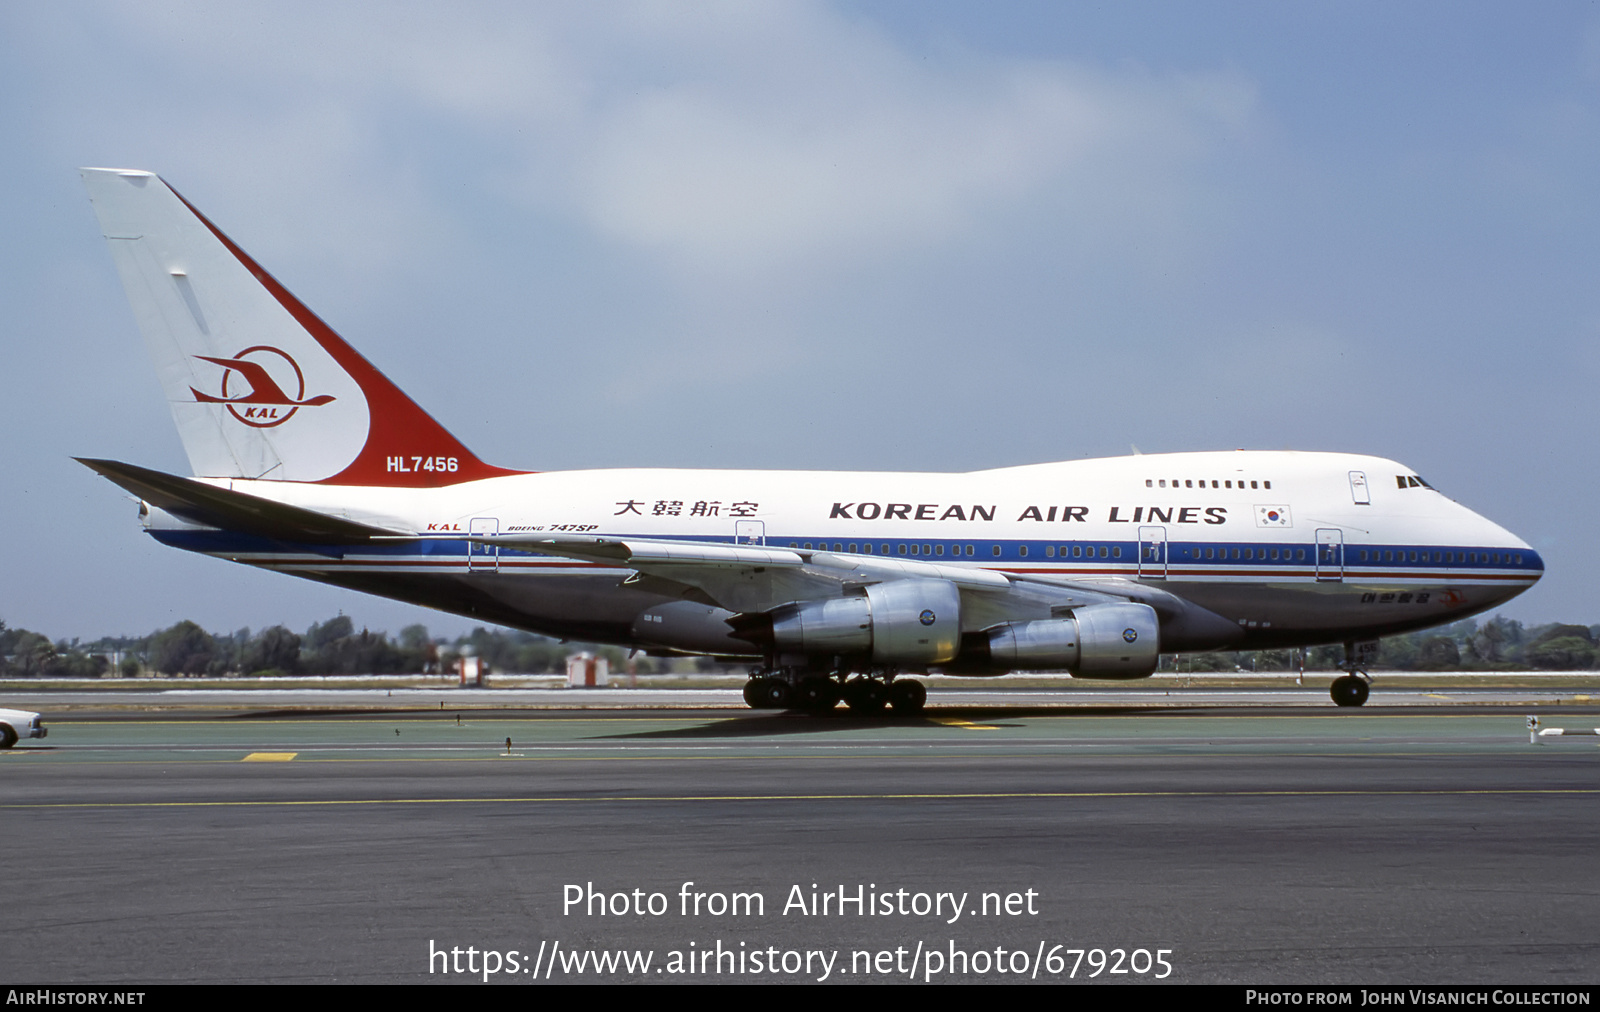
xmin=986 ymin=602 xmax=1161 ymax=678
xmin=770 ymin=579 xmax=961 ymax=664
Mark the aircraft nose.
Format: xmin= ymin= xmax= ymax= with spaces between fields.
xmin=1525 ymin=549 xmax=1545 ymax=582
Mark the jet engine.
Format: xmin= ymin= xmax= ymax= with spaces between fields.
xmin=986 ymin=602 xmax=1161 ymax=678
xmin=768 ymin=579 xmax=961 ymax=664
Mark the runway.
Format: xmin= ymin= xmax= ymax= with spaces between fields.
xmin=3 ymin=697 xmax=1597 ymax=984
xmin=6 ymin=678 xmax=1599 ymax=713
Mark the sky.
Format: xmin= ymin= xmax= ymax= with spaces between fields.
xmin=2 ymin=1 xmax=1598 ymax=642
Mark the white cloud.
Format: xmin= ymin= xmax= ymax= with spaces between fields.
xmin=55 ymin=0 xmax=1258 ymax=281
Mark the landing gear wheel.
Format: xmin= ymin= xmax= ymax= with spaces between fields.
xmin=844 ymin=679 xmax=888 ymax=715
xmin=760 ymin=678 xmax=793 ymax=709
xmin=1330 ymin=675 xmax=1369 ymax=707
xmin=889 ymin=679 xmax=927 ymax=715
xmin=0 ymin=724 xmax=15 ymax=749
xmin=796 ymin=677 xmax=840 ymax=712
xmin=742 ymin=679 xmax=765 ymax=708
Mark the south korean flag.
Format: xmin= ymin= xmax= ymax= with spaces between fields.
xmin=1255 ymin=505 xmax=1293 ymax=528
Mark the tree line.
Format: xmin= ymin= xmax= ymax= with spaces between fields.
xmin=2 ymin=614 xmax=1598 ymax=678
xmin=0 ymin=615 xmax=686 ymax=678
xmin=1167 ymin=616 xmax=1599 ymax=672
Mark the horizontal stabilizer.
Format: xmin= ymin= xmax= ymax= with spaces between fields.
xmin=77 ymin=458 xmax=390 ymax=544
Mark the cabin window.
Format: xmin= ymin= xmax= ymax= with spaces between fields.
xmin=935 ymin=545 xmax=945 ymax=556
xmin=1046 ymin=546 xmax=1056 ymax=558
xmin=1146 ymin=480 xmax=1153 ymax=487
xmin=1019 ymin=545 xmax=1029 ymax=558
xmin=1112 ymin=546 xmax=1122 ymax=558
xmin=898 ymin=544 xmax=907 ymax=555
xmin=992 ymin=545 xmax=1001 ymax=557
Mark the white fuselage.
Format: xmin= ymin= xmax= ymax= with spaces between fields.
xmin=148 ymin=449 xmax=1540 ymax=662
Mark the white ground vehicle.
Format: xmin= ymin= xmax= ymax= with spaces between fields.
xmin=0 ymin=708 xmax=47 ymax=748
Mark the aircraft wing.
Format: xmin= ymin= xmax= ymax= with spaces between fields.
xmin=472 ymin=533 xmax=1132 ymax=616
xmin=487 ymin=535 xmax=1006 ymax=587
xmin=476 ymin=534 xmax=1241 ymax=650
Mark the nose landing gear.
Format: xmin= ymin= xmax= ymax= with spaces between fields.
xmin=1330 ymin=674 xmax=1370 ymax=707
xmin=1330 ymin=640 xmax=1376 ymax=707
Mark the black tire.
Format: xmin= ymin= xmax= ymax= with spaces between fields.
xmin=760 ymin=678 xmax=792 ymax=709
xmin=742 ymin=679 xmax=764 ymax=708
xmin=0 ymin=724 xmax=16 ymax=749
xmin=889 ymin=679 xmax=927 ymax=714
xmin=844 ymin=679 xmax=887 ymax=715
xmin=1330 ymin=676 xmax=1369 ymax=707
xmin=797 ymin=677 xmax=839 ymax=712
xmin=1349 ymin=678 xmax=1370 ymax=706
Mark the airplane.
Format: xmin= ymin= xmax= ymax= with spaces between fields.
xmin=77 ymin=167 xmax=1544 ymax=713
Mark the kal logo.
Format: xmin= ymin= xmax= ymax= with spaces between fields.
xmin=189 ymin=346 xmax=335 ymax=428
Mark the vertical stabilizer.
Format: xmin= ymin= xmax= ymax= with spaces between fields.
xmin=81 ymin=168 xmax=518 ymax=486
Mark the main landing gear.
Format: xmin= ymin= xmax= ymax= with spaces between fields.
xmin=1329 ymin=640 xmax=1374 ymax=707
xmin=742 ymin=670 xmax=926 ymax=716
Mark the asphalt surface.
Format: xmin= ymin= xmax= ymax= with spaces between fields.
xmin=3 ymin=697 xmax=1598 ymax=985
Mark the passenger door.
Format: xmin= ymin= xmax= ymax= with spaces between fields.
xmin=468 ymin=517 xmax=499 ymax=572
xmin=1315 ymin=528 xmax=1343 ymax=582
xmin=1138 ymin=526 xmax=1168 ymax=579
